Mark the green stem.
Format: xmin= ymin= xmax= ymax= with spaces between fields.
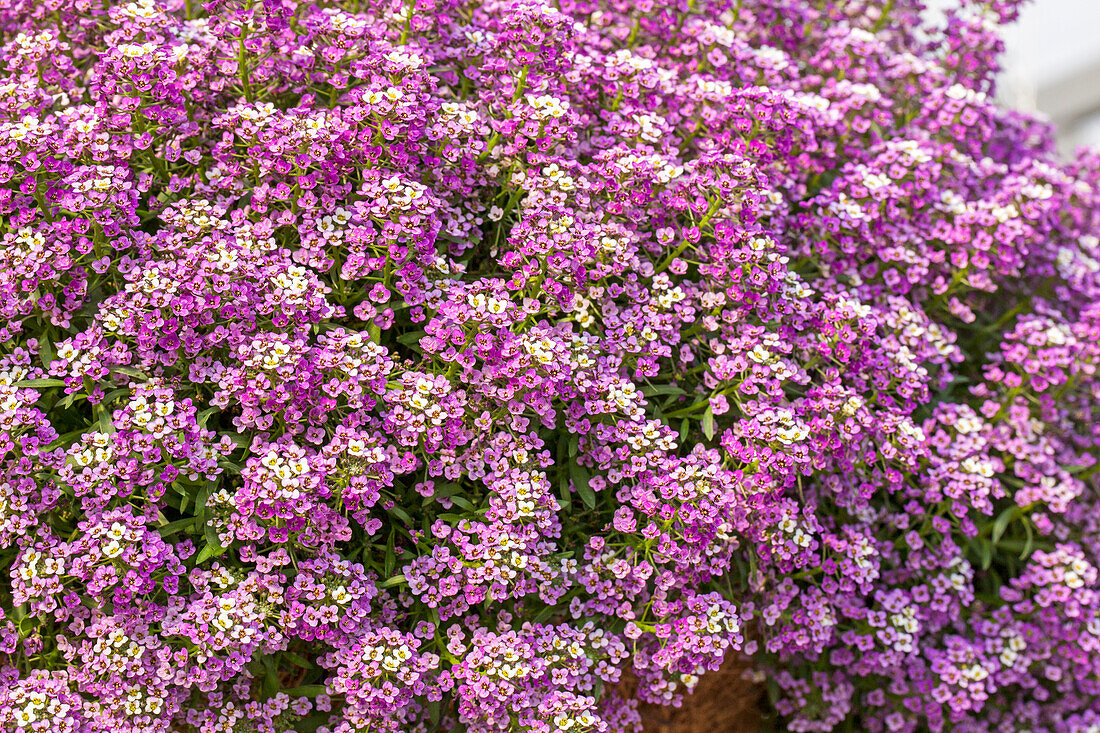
xmin=654 ymin=239 xmax=695 ymax=276
xmin=237 ymin=6 xmax=253 ymax=102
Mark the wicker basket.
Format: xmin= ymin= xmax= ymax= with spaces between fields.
xmin=624 ymin=654 xmax=766 ymax=733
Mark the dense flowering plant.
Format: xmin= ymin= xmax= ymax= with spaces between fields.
xmin=1 ymin=0 xmax=1100 ymax=731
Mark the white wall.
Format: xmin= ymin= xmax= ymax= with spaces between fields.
xmin=921 ymin=0 xmax=1100 ymax=152
xmin=999 ymin=0 xmax=1100 ymax=150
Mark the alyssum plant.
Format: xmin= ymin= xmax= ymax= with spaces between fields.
xmin=1 ymin=0 xmax=1099 ymax=731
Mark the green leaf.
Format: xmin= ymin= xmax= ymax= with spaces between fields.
xmin=282 ymin=651 xmax=314 ymax=669
xmin=384 ymin=530 xmax=396 ymax=576
xmin=533 ymin=604 xmax=559 ymax=623
xmin=260 ymin=655 xmax=279 ymax=700
xmin=196 ymin=407 xmax=218 ymax=429
xmin=679 ymin=418 xmax=689 ymax=442
xmin=97 ymin=406 xmax=112 ymax=434
xmin=557 ymin=469 xmax=572 ymax=511
xmin=423 ymin=482 xmax=460 ymax=506
xmin=194 ymin=541 xmax=225 ymax=564
xmin=16 ymin=378 xmax=66 ymax=388
xmin=990 ymin=505 xmax=1018 ymax=545
xmin=227 ymin=434 xmax=251 ymax=448
xmin=195 ymin=522 xmax=226 ymax=563
xmin=282 ymin=685 xmax=328 ymax=697
xmin=292 ymin=713 xmax=331 ymax=733
xmin=570 ymin=462 xmax=596 ymax=510
xmin=641 ymin=384 xmax=685 ymax=397
xmin=111 ymin=365 xmax=148 ymax=379
xmin=701 ymin=405 xmax=715 ymax=440
xmin=38 ymin=336 xmax=55 ymax=370
xmin=102 ymin=388 xmax=131 ymax=405
xmin=187 ymin=477 xmax=217 ymax=518
xmin=1020 ymin=519 xmax=1035 ymax=560
xmin=158 ymin=517 xmax=197 ymax=538
xmin=396 ymin=330 xmax=426 ymax=345
xmin=390 ymin=505 xmax=413 ymax=526
xmin=977 ymin=538 xmax=992 ymax=570
xmin=380 ymin=574 xmax=406 ymax=588
xmin=450 ymin=496 xmax=475 ymax=511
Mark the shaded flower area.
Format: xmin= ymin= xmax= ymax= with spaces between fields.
xmin=1 ymin=0 xmax=1099 ymax=731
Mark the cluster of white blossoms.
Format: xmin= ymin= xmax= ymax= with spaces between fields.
xmin=884 ymin=605 xmax=919 ymax=654
xmin=650 ymin=273 xmax=688 ymax=311
xmin=827 ymin=191 xmax=869 ymax=222
xmin=7 ymin=684 xmax=74 ymax=729
xmin=604 ymin=378 xmax=644 ymax=415
xmin=14 ymin=548 xmax=65 ymax=584
xmin=242 ymin=333 xmax=297 ymax=373
xmin=757 ymin=407 xmax=812 ymax=446
xmin=996 ymin=630 xmax=1027 ymax=668
xmin=525 ymin=93 xmax=570 ymax=120
xmin=523 ymin=334 xmax=563 ymax=367
xmin=777 ymin=513 xmax=814 ymax=550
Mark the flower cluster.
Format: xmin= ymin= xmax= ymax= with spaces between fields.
xmin=1 ymin=0 xmax=1099 ymax=731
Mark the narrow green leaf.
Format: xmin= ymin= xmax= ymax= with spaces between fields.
xmin=227 ymin=434 xmax=251 ymax=448
xmin=196 ymin=407 xmax=218 ymax=429
xmin=194 ymin=521 xmax=227 ymax=564
xmin=39 ymin=336 xmax=55 ymax=370
xmin=557 ymin=469 xmax=572 ymax=511
xmin=990 ymin=505 xmax=1017 ymax=545
xmin=282 ymin=651 xmax=314 ymax=669
xmin=97 ymin=407 xmax=112 ymax=434
xmin=533 ymin=604 xmax=558 ymax=623
xmin=282 ymin=685 xmax=328 ymax=697
xmin=450 ymin=496 xmax=475 ymax=511
xmin=384 ymin=530 xmax=396 ymax=576
xmin=701 ymin=405 xmax=716 ymax=440
xmin=641 ymin=384 xmax=685 ymax=397
xmin=111 ymin=365 xmax=147 ymax=379
xmin=570 ymin=462 xmax=596 ymax=510
xmin=380 ymin=574 xmax=406 ymax=588
xmin=261 ymin=655 xmax=279 ymax=700
xmin=158 ymin=517 xmax=197 ymax=538
xmin=978 ymin=539 xmax=992 ymax=570
xmin=423 ymin=482 xmax=460 ymax=506
xmin=16 ymin=378 xmax=66 ymax=388
xmin=102 ymin=388 xmax=131 ymax=404
xmin=194 ymin=542 xmax=225 ymax=564
xmin=390 ymin=505 xmax=413 ymax=526
xmin=292 ymin=713 xmax=330 ymax=733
